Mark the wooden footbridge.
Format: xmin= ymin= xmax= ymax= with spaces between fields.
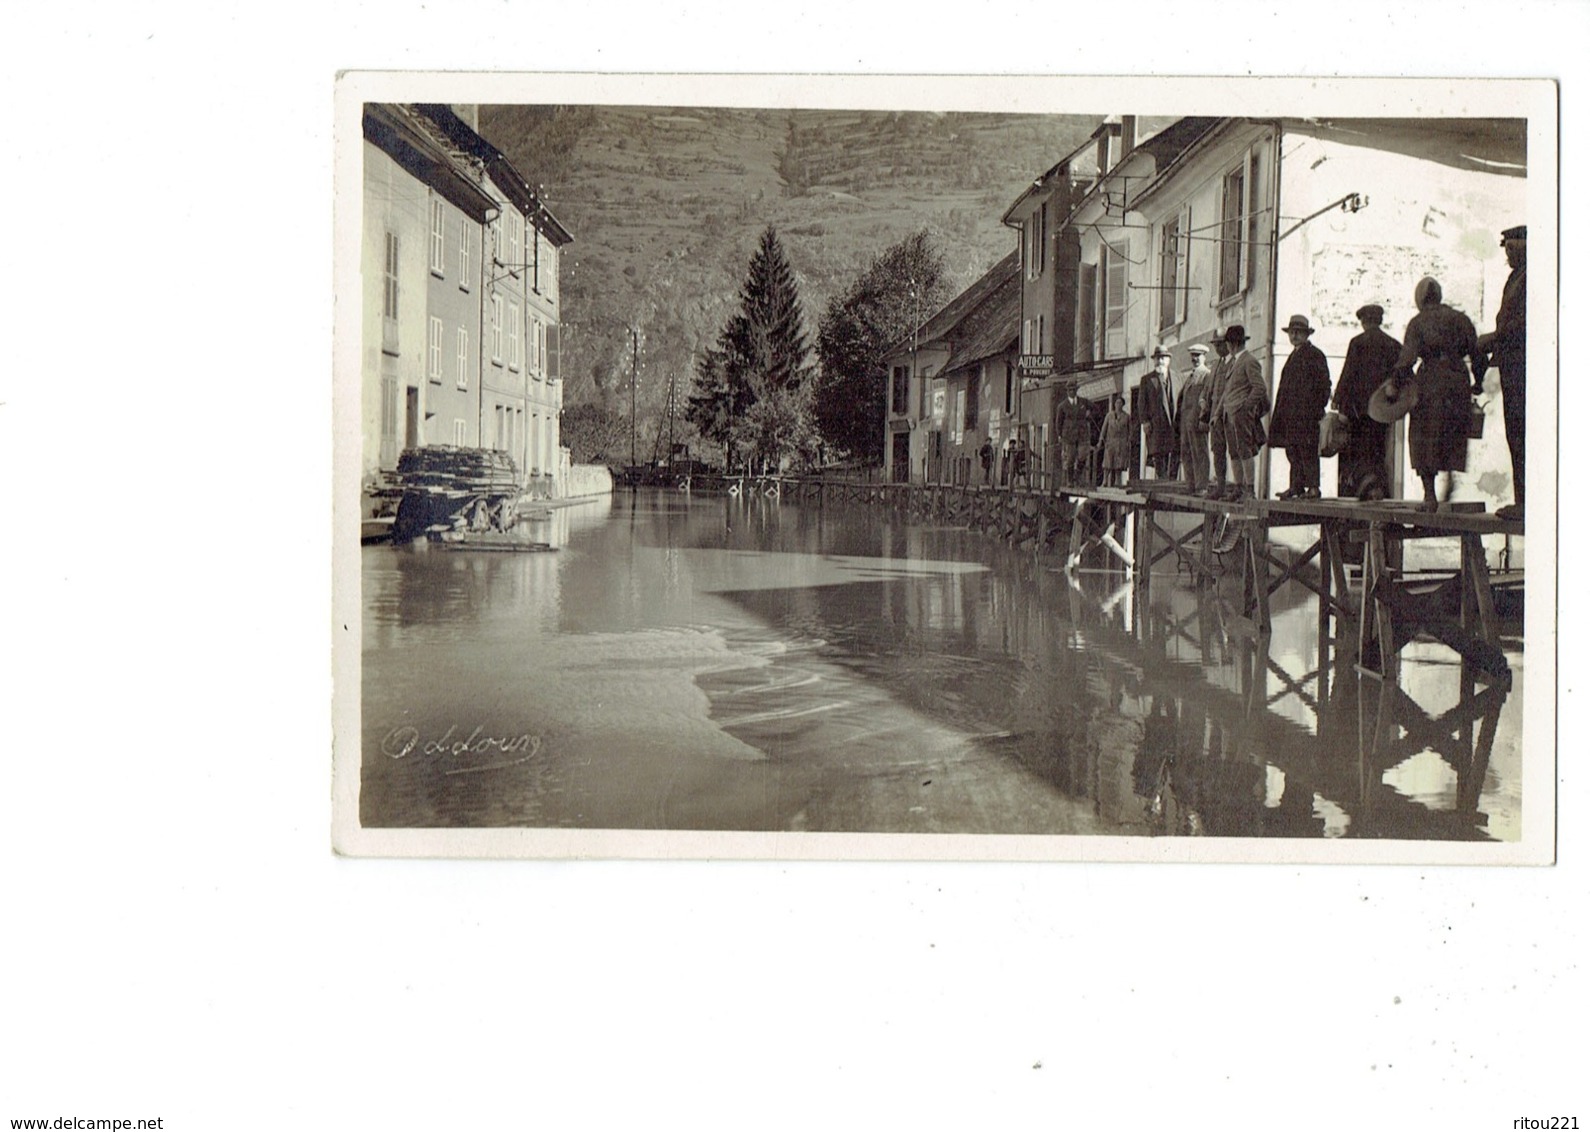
xmin=676 ymin=473 xmax=1525 ymax=689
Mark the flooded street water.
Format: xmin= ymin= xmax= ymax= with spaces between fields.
xmin=360 ymin=488 xmax=1523 ymax=840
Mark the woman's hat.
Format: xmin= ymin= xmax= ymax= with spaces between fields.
xmin=1368 ymin=378 xmax=1420 ymax=424
xmin=1283 ymin=314 xmax=1314 ymax=335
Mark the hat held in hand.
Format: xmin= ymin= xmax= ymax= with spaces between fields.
xmin=1368 ymin=377 xmax=1420 ymax=424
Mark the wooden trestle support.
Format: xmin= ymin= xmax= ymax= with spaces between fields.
xmin=738 ymin=474 xmax=1522 ymax=831
xmin=689 ymin=475 xmax=1522 ymax=695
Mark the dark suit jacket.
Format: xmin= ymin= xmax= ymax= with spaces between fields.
xmin=1270 ymin=341 xmax=1332 ymax=448
xmin=1053 ymin=396 xmax=1090 ymax=446
xmin=1335 ymin=328 xmax=1402 ymax=419
xmin=1493 ymin=265 xmax=1526 ymax=374
xmin=1137 ymin=373 xmax=1175 ymax=456
xmin=1218 ymin=351 xmax=1266 ymax=419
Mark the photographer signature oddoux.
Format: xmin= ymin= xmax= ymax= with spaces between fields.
xmin=380 ymin=725 xmax=540 ymax=774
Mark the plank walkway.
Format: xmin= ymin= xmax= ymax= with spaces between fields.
xmin=678 ymin=473 xmax=1524 ymax=689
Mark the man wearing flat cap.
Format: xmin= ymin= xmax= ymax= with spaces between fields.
xmin=1176 ymin=343 xmax=1213 ymax=493
xmin=1332 ymin=304 xmax=1401 ymax=500
xmin=1270 ymin=314 xmax=1332 ymax=500
xmin=1478 ymin=225 xmax=1526 ymax=520
xmin=1202 ymin=331 xmax=1232 ymax=498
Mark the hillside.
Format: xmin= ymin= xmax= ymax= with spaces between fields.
xmin=477 ymin=104 xmax=1098 ymax=441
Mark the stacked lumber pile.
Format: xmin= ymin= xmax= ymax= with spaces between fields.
xmin=388 ymin=446 xmax=522 ymax=543
xmin=394 ymin=446 xmax=520 ymax=495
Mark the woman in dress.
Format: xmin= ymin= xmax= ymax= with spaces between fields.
xmin=1391 ymin=277 xmax=1484 ymax=509
xmin=1099 ymin=393 xmax=1132 ymax=486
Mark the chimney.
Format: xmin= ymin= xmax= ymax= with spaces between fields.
xmin=1121 ymin=116 xmax=1138 ymax=159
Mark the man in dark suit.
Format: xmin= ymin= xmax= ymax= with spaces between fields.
xmin=1138 ymin=346 xmax=1177 ymax=478
xmin=1332 ymin=304 xmax=1401 ymax=500
xmin=1478 ymin=225 xmax=1526 ymax=520
xmin=1270 ymin=314 xmax=1332 ymax=499
xmin=1217 ymin=325 xmax=1267 ymax=500
xmin=1202 ymin=331 xmax=1232 ymax=499
xmin=1053 ymin=381 xmax=1090 ymax=488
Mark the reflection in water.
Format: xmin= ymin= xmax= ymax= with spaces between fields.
xmin=361 ymin=489 xmax=1522 ymax=839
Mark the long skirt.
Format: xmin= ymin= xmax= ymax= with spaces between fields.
xmin=1409 ymin=362 xmax=1470 ymax=473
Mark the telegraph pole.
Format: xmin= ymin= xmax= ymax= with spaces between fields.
xmin=629 ymin=326 xmax=638 ymax=474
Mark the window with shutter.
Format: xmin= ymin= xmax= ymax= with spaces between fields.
xmin=1038 ymin=203 xmax=1048 ymax=275
xmin=1158 ymin=214 xmax=1182 ymax=331
xmin=430 ymin=197 xmax=445 ymax=274
xmin=383 ymin=233 xmax=399 ymax=319
xmin=1101 ymin=242 xmax=1127 ymax=358
xmin=1220 ymin=162 xmax=1246 ymax=302
xmin=1076 ymin=262 xmax=1097 ymax=364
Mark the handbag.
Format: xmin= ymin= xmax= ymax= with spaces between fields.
xmin=1319 ymin=410 xmax=1348 ymax=457
xmin=1467 ymin=400 xmax=1486 ymax=440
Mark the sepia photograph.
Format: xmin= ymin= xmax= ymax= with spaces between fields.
xmin=6 ymin=5 xmax=1587 ymax=1128
xmin=334 ymin=74 xmax=1555 ymax=861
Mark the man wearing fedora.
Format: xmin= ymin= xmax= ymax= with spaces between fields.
xmin=1215 ymin=325 xmax=1268 ymax=500
xmin=1270 ymin=314 xmax=1333 ymax=500
xmin=1333 ymin=304 xmax=1401 ymax=500
xmin=1138 ymin=346 xmax=1178 ymax=479
xmin=1477 ymin=225 xmax=1526 ymax=520
xmin=1176 ymin=343 xmax=1213 ymax=494
xmin=1202 ymin=330 xmax=1232 ymax=498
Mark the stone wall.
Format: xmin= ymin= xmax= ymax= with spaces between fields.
xmin=565 ymin=463 xmax=615 ymax=498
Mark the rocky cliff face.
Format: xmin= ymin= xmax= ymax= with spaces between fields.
xmin=478 ymin=104 xmax=1096 ymax=440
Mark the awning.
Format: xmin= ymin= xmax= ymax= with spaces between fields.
xmin=1287 ymin=118 xmax=1526 ymax=178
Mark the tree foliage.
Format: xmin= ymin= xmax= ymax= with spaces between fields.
xmin=731 ymin=386 xmax=820 ymax=474
xmin=683 ymin=345 xmax=748 ymax=466
xmin=560 ymin=402 xmax=629 ymax=465
xmin=814 ymin=230 xmax=952 ymax=465
xmin=685 ymin=226 xmax=818 ymax=472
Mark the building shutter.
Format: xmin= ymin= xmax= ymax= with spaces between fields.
xmin=547 ymin=324 xmax=561 ymax=382
xmin=1077 ymin=263 xmax=1097 ymax=364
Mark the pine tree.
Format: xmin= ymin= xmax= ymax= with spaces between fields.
xmin=815 ymin=230 xmax=951 ymax=464
xmin=684 ymin=343 xmax=752 ymax=470
xmin=735 ymin=226 xmax=814 ymax=395
xmin=686 ymin=226 xmax=816 ymax=472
